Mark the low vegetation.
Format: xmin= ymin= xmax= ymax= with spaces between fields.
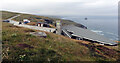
xmin=1 ymin=11 xmax=120 ymax=62
xmin=2 ymin=22 xmax=119 ymax=62
xmin=1 ymin=11 xmax=87 ymax=29
xmin=0 ymin=18 xmax=2 ymax=62
xmin=2 ymin=22 xmax=92 ymax=61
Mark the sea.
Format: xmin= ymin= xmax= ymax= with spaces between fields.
xmin=59 ymin=16 xmax=118 ymax=41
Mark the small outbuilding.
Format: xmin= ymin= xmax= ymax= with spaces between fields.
xmin=37 ymin=22 xmax=50 ymax=27
xmin=23 ymin=19 xmax=31 ymax=24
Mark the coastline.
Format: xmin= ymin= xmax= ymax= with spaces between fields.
xmin=59 ymin=16 xmax=118 ymax=41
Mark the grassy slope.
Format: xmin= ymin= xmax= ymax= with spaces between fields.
xmin=1 ymin=11 xmax=87 ymax=28
xmin=2 ymin=22 xmax=93 ymax=61
xmin=1 ymin=11 xmax=120 ymax=62
xmin=0 ymin=11 xmax=2 ymax=62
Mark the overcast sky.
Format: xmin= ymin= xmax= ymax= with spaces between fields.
xmin=1 ymin=0 xmax=119 ymax=16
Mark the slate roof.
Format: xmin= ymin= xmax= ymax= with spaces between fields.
xmin=62 ymin=25 xmax=118 ymax=45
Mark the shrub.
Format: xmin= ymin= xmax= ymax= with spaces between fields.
xmin=11 ymin=33 xmax=17 ymax=37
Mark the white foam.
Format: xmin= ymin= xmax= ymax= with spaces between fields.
xmin=106 ymin=32 xmax=118 ymax=36
xmin=91 ymin=30 xmax=103 ymax=33
xmin=61 ymin=18 xmax=67 ymax=19
xmin=100 ymin=34 xmax=104 ymax=35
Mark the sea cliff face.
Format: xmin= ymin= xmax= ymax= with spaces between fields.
xmin=61 ymin=19 xmax=87 ymax=29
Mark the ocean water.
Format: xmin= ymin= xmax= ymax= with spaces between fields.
xmin=60 ymin=16 xmax=118 ymax=41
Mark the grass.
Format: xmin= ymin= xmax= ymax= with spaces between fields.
xmin=0 ymin=18 xmax=2 ymax=40
xmin=1 ymin=11 xmax=20 ymax=20
xmin=2 ymin=22 xmax=119 ymax=62
xmin=1 ymin=11 xmax=87 ymax=28
xmin=2 ymin=22 xmax=93 ymax=61
xmin=1 ymin=11 xmax=120 ymax=62
xmin=0 ymin=18 xmax=2 ymax=62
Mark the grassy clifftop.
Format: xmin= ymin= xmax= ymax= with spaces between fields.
xmin=1 ymin=11 xmax=119 ymax=62
xmin=1 ymin=11 xmax=87 ymax=29
xmin=2 ymin=22 xmax=119 ymax=62
xmin=2 ymin=22 xmax=92 ymax=61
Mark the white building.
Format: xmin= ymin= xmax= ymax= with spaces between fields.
xmin=23 ymin=19 xmax=30 ymax=22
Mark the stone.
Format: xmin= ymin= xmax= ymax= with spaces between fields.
xmin=30 ymin=32 xmax=47 ymax=38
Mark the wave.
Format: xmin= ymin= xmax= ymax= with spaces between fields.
xmin=61 ymin=18 xmax=67 ymax=19
xmin=91 ymin=30 xmax=103 ymax=33
xmin=105 ymin=32 xmax=118 ymax=37
xmin=91 ymin=29 xmax=118 ymax=40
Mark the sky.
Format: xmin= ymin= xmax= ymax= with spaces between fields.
xmin=1 ymin=0 xmax=119 ymax=16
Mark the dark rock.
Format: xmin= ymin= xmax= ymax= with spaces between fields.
xmin=44 ymin=19 xmax=53 ymax=24
xmin=35 ymin=17 xmax=42 ymax=19
xmin=75 ymin=24 xmax=87 ymax=29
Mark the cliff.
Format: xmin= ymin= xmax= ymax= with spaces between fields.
xmin=1 ymin=11 xmax=119 ymax=62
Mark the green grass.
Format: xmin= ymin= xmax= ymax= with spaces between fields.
xmin=0 ymin=18 xmax=2 ymax=41
xmin=1 ymin=11 xmax=20 ymax=20
xmin=1 ymin=11 xmax=87 ymax=28
xmin=0 ymin=17 xmax=2 ymax=62
xmin=2 ymin=22 xmax=93 ymax=61
xmin=1 ymin=11 xmax=119 ymax=62
xmin=2 ymin=22 xmax=119 ymax=62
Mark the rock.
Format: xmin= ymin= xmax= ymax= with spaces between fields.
xmin=30 ymin=32 xmax=47 ymax=38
